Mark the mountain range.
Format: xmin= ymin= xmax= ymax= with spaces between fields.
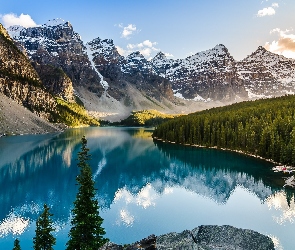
xmin=2 ymin=18 xmax=295 ymax=129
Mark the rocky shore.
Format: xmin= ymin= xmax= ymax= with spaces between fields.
xmin=100 ymin=225 xmax=275 ymax=250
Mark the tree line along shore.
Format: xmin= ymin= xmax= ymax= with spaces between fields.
xmin=153 ymin=95 xmax=295 ymax=167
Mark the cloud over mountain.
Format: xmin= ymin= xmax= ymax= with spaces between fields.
xmin=0 ymin=13 xmax=37 ymax=28
xmin=265 ymin=28 xmax=295 ymax=58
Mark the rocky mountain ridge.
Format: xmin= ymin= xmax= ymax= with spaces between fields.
xmin=0 ymin=22 xmax=102 ymax=134
xmin=81 ymin=25 xmax=295 ymax=103
xmin=6 ymin=18 xmax=295 ymax=121
xmin=0 ymin=23 xmax=57 ymax=120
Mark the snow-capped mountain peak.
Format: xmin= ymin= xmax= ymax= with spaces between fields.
xmin=7 ymin=25 xmax=25 ymax=38
xmin=237 ymin=46 xmax=295 ymax=96
xmin=7 ymin=17 xmax=295 ymax=108
xmin=44 ymin=18 xmax=69 ymax=27
xmin=153 ymin=51 xmax=167 ymax=60
xmin=126 ymin=51 xmax=146 ymax=61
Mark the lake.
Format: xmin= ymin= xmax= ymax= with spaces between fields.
xmin=0 ymin=127 xmax=294 ymax=249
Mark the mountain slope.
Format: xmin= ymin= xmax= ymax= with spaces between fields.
xmin=0 ymin=93 xmax=61 ymax=135
xmin=7 ymin=18 xmax=295 ymax=122
xmin=0 ymin=23 xmax=57 ymax=120
xmin=0 ymin=23 xmax=100 ymax=133
xmin=237 ymin=46 xmax=295 ymax=97
xmin=9 ymin=20 xmax=179 ymax=121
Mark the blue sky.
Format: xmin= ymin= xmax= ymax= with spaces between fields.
xmin=1 ymin=0 xmax=295 ymax=60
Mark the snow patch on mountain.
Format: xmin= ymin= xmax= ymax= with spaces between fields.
xmin=6 ymin=25 xmax=24 ymax=38
xmin=85 ymin=43 xmax=109 ymax=90
xmin=238 ymin=46 xmax=295 ymax=85
xmin=122 ymin=51 xmax=157 ymax=74
xmin=44 ymin=18 xmax=68 ymax=27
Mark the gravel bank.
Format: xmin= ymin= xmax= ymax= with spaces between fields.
xmin=0 ymin=93 xmax=62 ymax=136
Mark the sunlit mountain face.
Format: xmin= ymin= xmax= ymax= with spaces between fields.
xmin=0 ymin=127 xmax=294 ymax=249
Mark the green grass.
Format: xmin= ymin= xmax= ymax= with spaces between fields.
xmin=53 ymin=98 xmax=100 ymax=127
xmin=120 ymin=109 xmax=180 ymax=127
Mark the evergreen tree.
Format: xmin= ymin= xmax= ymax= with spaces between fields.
xmin=66 ymin=136 xmax=108 ymax=250
xmin=12 ymin=238 xmax=21 ymax=250
xmin=33 ymin=204 xmax=56 ymax=250
xmin=153 ymin=95 xmax=295 ymax=166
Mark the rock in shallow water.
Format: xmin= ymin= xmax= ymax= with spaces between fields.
xmin=100 ymin=225 xmax=275 ymax=250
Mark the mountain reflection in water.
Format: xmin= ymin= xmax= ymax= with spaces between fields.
xmin=0 ymin=127 xmax=294 ymax=249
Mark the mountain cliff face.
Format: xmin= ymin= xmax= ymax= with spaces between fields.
xmin=152 ymin=45 xmax=248 ymax=101
xmin=6 ymin=18 xmax=295 ymax=121
xmin=85 ymin=38 xmax=174 ymax=102
xmin=8 ymin=19 xmax=104 ymax=98
xmin=237 ymin=46 xmax=295 ymax=98
xmin=0 ymin=23 xmax=57 ymax=120
xmin=0 ymin=23 xmax=101 ymax=134
xmin=8 ymin=20 xmax=176 ymax=121
xmin=32 ymin=63 xmax=74 ymax=102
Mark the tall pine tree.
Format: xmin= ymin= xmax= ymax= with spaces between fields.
xmin=12 ymin=238 xmax=21 ymax=250
xmin=33 ymin=204 xmax=56 ymax=250
xmin=66 ymin=136 xmax=108 ymax=250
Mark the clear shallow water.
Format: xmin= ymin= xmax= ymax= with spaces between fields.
xmin=0 ymin=127 xmax=294 ymax=249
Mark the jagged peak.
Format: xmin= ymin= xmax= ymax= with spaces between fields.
xmin=214 ymin=44 xmax=227 ymax=50
xmin=153 ymin=51 xmax=167 ymax=60
xmin=242 ymin=45 xmax=285 ymax=62
xmin=87 ymin=37 xmax=114 ymax=46
xmin=186 ymin=44 xmax=232 ymax=63
xmin=211 ymin=44 xmax=230 ymax=55
xmin=43 ymin=18 xmax=70 ymax=27
xmin=6 ymin=25 xmax=25 ymax=38
xmin=126 ymin=51 xmax=145 ymax=60
xmin=257 ymin=45 xmax=267 ymax=51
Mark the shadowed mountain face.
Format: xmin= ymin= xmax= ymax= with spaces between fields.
xmin=0 ymin=23 xmax=57 ymax=120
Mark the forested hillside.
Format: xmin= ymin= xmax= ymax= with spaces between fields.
xmin=153 ymin=95 xmax=295 ymax=166
xmin=119 ymin=110 xmax=179 ymax=126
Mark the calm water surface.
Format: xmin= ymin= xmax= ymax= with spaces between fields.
xmin=0 ymin=127 xmax=294 ymax=249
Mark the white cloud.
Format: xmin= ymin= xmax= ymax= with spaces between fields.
xmin=119 ymin=24 xmax=137 ymax=39
xmin=257 ymin=3 xmax=279 ymax=17
xmin=140 ymin=47 xmax=154 ymax=58
xmin=0 ymin=13 xmax=37 ymax=28
xmin=257 ymin=7 xmax=276 ymax=17
xmin=264 ymin=28 xmax=295 ymax=58
xmin=164 ymin=52 xmax=174 ymax=57
xmin=272 ymin=3 xmax=279 ymax=8
xmin=117 ymin=39 xmax=160 ymax=58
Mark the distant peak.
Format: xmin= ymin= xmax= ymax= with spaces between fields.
xmin=257 ymin=46 xmax=267 ymax=51
xmin=215 ymin=44 xmax=226 ymax=49
xmin=154 ymin=51 xmax=166 ymax=59
xmin=127 ymin=51 xmax=145 ymax=59
xmin=7 ymin=25 xmax=25 ymax=38
xmin=213 ymin=44 xmax=228 ymax=52
xmin=44 ymin=18 xmax=69 ymax=27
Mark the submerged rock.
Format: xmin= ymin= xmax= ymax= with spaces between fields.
xmin=101 ymin=225 xmax=275 ymax=250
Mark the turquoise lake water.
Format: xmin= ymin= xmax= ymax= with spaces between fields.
xmin=0 ymin=127 xmax=294 ymax=249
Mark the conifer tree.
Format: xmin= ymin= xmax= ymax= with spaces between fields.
xmin=66 ymin=136 xmax=108 ymax=250
xmin=33 ymin=204 xmax=56 ymax=250
xmin=12 ymin=238 xmax=21 ymax=250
